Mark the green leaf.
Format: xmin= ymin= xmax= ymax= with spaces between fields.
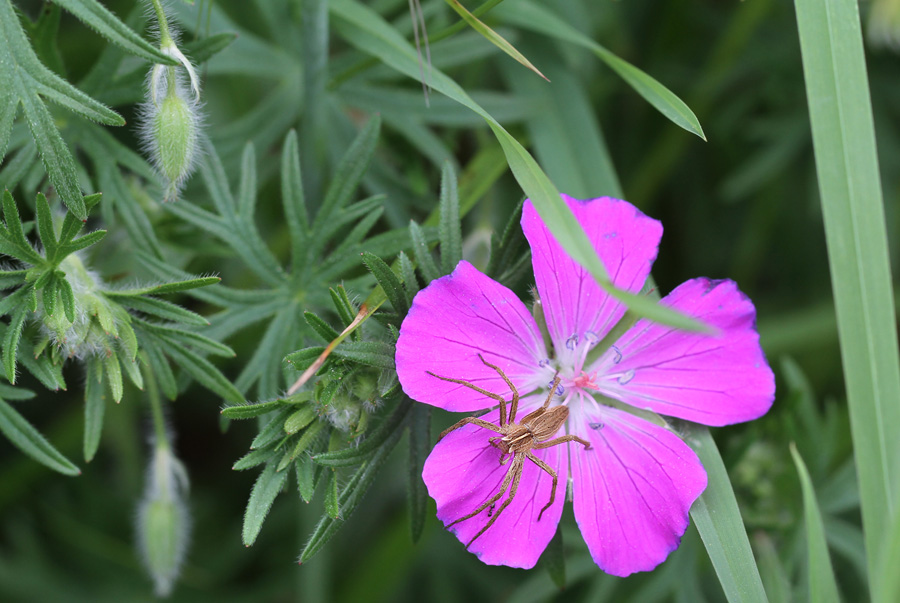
xmin=443 ymin=0 xmax=548 ymax=81
xmin=409 ymin=220 xmax=440 ymax=284
xmin=284 ymin=405 xmax=318 ymax=435
xmin=102 ymin=350 xmax=123 ymax=403
xmin=114 ymin=296 xmax=208 ymax=326
xmin=495 ymin=0 xmax=704 ymax=140
xmin=222 ymin=399 xmax=286 ymax=420
xmin=281 ymin=130 xmax=309 ymax=271
xmin=361 ymin=252 xmax=408 ymax=317
xmin=438 ymin=161 xmax=462 ymax=275
xmin=541 ymin=527 xmax=566 ymax=589
xmin=1 ymin=191 xmax=44 ymax=265
xmin=295 ymin=454 xmax=319 ymax=503
xmin=3 ymin=305 xmax=28 ymax=383
xmin=303 ymin=312 xmax=339 ymax=345
xmin=83 ymin=358 xmax=105 ymax=462
xmin=233 ymin=446 xmax=278 ymax=471
xmin=687 ymin=425 xmax=768 ymax=603
xmin=299 ymin=421 xmax=403 ymax=563
xmin=331 ymin=340 xmax=395 ymax=371
xmin=313 ymin=396 xmax=411 ymax=467
xmin=103 ymin=277 xmax=221 ymax=297
xmin=407 ymin=404 xmax=429 ymax=543
xmin=790 ymin=444 xmax=840 ymax=603
xmin=48 ymin=0 xmax=178 ymax=65
xmin=242 ymin=461 xmax=290 ymax=546
xmin=795 ymin=0 xmax=900 ymax=582
xmin=154 ymin=339 xmax=243 ymax=404
xmin=324 ymin=471 xmax=340 ymax=519
xmin=34 ymin=192 xmax=58 ymax=259
xmin=398 ymin=251 xmax=419 ymax=305
xmin=0 ymin=397 xmax=79 ymax=475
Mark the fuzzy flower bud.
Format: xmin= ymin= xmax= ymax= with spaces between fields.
xmin=139 ymin=2 xmax=203 ymax=201
xmin=137 ymin=441 xmax=191 ymax=598
xmin=37 ymin=253 xmax=125 ymax=361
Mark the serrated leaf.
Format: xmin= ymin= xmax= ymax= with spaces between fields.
xmin=243 ymin=462 xmax=290 ymax=546
xmin=0 ymin=398 xmax=79 ymax=475
xmin=361 ymin=252 xmax=408 ymax=317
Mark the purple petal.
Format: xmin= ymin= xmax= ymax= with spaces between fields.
xmin=422 ymin=403 xmax=567 ymax=568
xmin=521 ymin=196 xmax=662 ymax=370
xmin=569 ymin=399 xmax=707 ymax=576
xmin=592 ymin=278 xmax=775 ymax=426
xmin=396 ymin=261 xmax=549 ymax=412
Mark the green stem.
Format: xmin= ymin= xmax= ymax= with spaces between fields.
xmin=142 ymin=353 xmax=169 ymax=450
xmin=150 ymin=0 xmax=173 ymax=46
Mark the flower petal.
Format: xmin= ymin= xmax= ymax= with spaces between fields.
xmin=422 ymin=402 xmax=568 ymax=569
xmin=521 ymin=196 xmax=662 ymax=370
xmin=570 ymin=400 xmax=707 ymax=576
xmin=397 ymin=261 xmax=548 ymax=412
xmin=593 ymin=278 xmax=775 ymax=426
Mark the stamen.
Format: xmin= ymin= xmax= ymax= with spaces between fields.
xmin=611 ymin=344 xmax=623 ymax=364
xmin=589 ymin=422 xmax=605 ymax=430
xmin=538 ymin=358 xmax=551 ymax=368
xmin=565 ymin=334 xmax=578 ymax=350
xmin=617 ymin=369 xmax=635 ymax=385
xmin=584 ymin=331 xmax=599 ymax=344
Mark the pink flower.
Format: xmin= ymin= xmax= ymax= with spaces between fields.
xmin=395 ymin=196 xmax=775 ymax=576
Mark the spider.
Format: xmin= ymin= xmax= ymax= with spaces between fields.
xmin=428 ymin=354 xmax=591 ymax=548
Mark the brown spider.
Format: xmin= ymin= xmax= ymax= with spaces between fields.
xmin=428 ymin=354 xmax=591 ymax=548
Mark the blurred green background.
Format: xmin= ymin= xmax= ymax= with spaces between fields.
xmin=1 ymin=0 xmax=897 ymax=600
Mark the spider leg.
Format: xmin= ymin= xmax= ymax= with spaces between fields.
xmin=534 ymin=434 xmax=591 ymax=450
xmin=448 ymin=455 xmax=522 ymax=529
xmin=465 ymin=456 xmax=525 ymax=548
xmin=438 ymin=416 xmax=504 ymax=442
xmin=540 ymin=376 xmax=561 ymax=410
xmin=427 ymin=370 xmax=512 ymax=428
xmin=526 ymin=452 xmax=558 ymax=521
xmin=476 ymin=354 xmax=520 ymax=425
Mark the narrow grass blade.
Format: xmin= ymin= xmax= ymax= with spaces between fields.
xmin=496 ymin=0 xmax=704 ymax=139
xmin=790 ymin=443 xmax=840 ymax=603
xmin=443 ymin=0 xmax=548 ymax=81
xmin=794 ymin=0 xmax=900 ymax=583
xmin=687 ymin=425 xmax=768 ymax=603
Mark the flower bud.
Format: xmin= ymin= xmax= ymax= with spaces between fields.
xmin=137 ymin=443 xmax=191 ymax=598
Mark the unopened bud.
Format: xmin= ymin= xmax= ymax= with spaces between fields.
xmin=137 ymin=443 xmax=191 ymax=597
